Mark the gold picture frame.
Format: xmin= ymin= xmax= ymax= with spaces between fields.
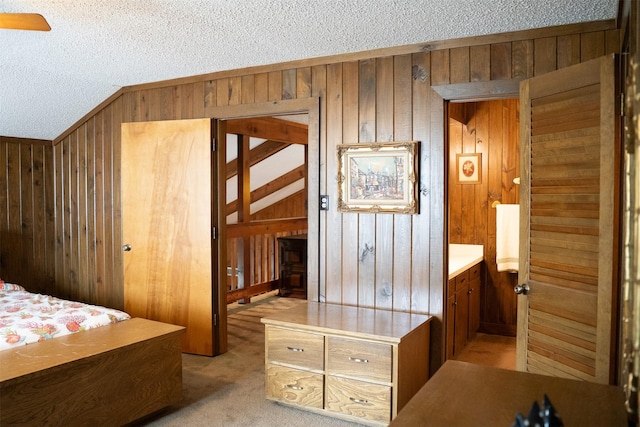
xmin=337 ymin=141 xmax=419 ymax=214
xmin=456 ymin=153 xmax=482 ymax=184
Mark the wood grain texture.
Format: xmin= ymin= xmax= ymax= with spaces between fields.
xmin=262 ymin=302 xmax=431 ymax=424
xmin=266 ymin=365 xmax=324 ymax=409
xmin=0 ymin=318 xmax=184 ymax=426
xmin=121 ymin=119 xmax=214 ymax=355
xmin=0 ymin=23 xmax=618 ymax=374
xmin=518 ymin=55 xmax=618 ymax=384
xmin=390 ymin=361 xmax=626 ymax=427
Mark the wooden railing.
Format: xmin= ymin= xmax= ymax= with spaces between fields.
xmin=226 ymin=217 xmax=307 ymax=304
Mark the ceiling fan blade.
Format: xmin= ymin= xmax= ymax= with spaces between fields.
xmin=0 ymin=13 xmax=50 ymax=31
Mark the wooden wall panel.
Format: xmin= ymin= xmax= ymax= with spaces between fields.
xmin=1 ymin=23 xmax=619 ymax=372
xmin=0 ymin=138 xmax=55 ymax=293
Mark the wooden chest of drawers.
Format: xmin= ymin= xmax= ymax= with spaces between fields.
xmin=261 ymin=302 xmax=432 ymax=425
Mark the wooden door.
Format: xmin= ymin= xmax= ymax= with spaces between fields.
xmin=122 ymin=119 xmax=216 ymax=356
xmin=517 ymin=55 xmax=618 ymax=383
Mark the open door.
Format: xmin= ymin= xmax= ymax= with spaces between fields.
xmin=122 ymin=118 xmax=218 ymax=356
xmin=517 ymin=55 xmax=619 ymax=383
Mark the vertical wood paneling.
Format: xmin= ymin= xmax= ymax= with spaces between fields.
xmin=470 ymin=45 xmax=491 ymax=81
xmin=325 ymin=63 xmax=343 ymax=304
xmin=101 ymin=106 xmax=116 ymax=308
xmin=512 ymin=40 xmax=534 ymax=79
xmin=268 ymin=71 xmax=282 ymax=101
xmin=86 ymin=119 xmax=97 ymax=303
xmin=6 ymin=144 xmax=21 ymax=282
xmin=450 ymin=47 xmax=470 ymax=84
xmin=410 ymin=50 xmax=432 ymax=314
xmin=95 ymin=111 xmax=106 ymax=304
xmin=392 ymin=54 xmax=413 ymax=313
xmin=254 ymin=73 xmax=269 ymax=103
xmin=581 ymin=31 xmax=606 ymax=61
xmin=31 ymin=146 xmax=45 ymax=293
xmin=0 ymin=143 xmax=7 ymax=246
xmin=557 ymin=34 xmax=581 ymax=69
xmin=2 ymin=25 xmax=618 ymax=372
xmin=78 ymin=124 xmax=89 ymax=302
xmin=461 ymin=106 xmax=477 ymax=240
xmin=283 ymin=69 xmax=296 ymax=99
xmin=358 ymin=58 xmax=377 ymax=308
xmin=241 ymin=75 xmax=255 ymax=104
xmin=490 ymin=43 xmax=512 ymax=80
xmin=0 ymin=141 xmax=51 ymax=289
xmin=229 ymin=76 xmax=242 ymax=105
xmin=341 ymin=61 xmax=360 ymax=306
xmin=431 ymin=50 xmax=449 ymax=85
xmin=20 ymin=145 xmax=33 ymax=286
xmin=375 ymin=56 xmax=394 ymax=311
xmin=534 ymin=37 xmax=557 ymax=76
xmin=297 ymin=67 xmax=312 ymax=98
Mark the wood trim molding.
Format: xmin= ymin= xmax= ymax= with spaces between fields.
xmin=0 ymin=136 xmax=53 ymax=146
xmin=432 ymin=79 xmax=521 ymax=101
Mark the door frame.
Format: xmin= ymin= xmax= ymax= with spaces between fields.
xmin=207 ymin=97 xmax=320 ymax=354
xmin=433 ymin=80 xmax=522 ymax=362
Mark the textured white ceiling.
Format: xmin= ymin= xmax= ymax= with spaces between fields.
xmin=0 ymin=0 xmax=618 ymax=140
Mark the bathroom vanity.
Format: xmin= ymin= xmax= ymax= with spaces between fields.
xmin=447 ymin=244 xmax=484 ymax=358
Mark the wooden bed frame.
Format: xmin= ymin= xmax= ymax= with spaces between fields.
xmin=0 ymin=317 xmax=185 ymax=426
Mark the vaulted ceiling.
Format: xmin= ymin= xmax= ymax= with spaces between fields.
xmin=1 ymin=0 xmax=618 ymax=141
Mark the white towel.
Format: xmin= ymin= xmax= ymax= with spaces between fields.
xmin=496 ymin=204 xmax=519 ymax=273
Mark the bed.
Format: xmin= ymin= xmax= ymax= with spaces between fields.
xmin=0 ymin=280 xmax=185 ymax=426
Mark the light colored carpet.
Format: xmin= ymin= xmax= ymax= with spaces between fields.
xmin=134 ymin=293 xmax=363 ymax=427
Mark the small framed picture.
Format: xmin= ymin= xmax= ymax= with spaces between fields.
xmin=456 ymin=153 xmax=481 ymax=184
xmin=337 ymin=141 xmax=419 ymax=214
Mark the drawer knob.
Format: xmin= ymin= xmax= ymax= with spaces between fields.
xmin=286 ymin=384 xmax=303 ymax=390
xmin=286 ymin=346 xmax=304 ymax=352
xmin=348 ymin=357 xmax=369 ymax=363
xmin=349 ymin=397 xmax=371 ymax=405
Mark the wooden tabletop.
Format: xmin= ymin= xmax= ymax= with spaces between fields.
xmin=260 ymin=302 xmax=432 ymax=343
xmin=390 ymin=360 xmax=627 ymax=426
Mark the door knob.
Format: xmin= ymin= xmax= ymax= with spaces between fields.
xmin=514 ymin=283 xmax=529 ymax=295
xmin=122 ymin=244 xmax=132 ymax=252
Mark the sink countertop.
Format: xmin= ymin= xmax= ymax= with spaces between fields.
xmin=449 ymin=244 xmax=484 ymax=279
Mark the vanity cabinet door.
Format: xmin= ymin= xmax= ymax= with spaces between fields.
xmin=454 ymin=281 xmax=469 ymax=355
xmin=446 ymin=277 xmax=456 ymax=359
xmin=467 ymin=264 xmax=482 ymax=339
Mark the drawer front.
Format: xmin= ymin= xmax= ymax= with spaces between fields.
xmin=327 ymin=336 xmax=392 ymax=383
xmin=266 ymin=327 xmax=324 ymax=370
xmin=266 ymin=364 xmax=323 ymax=409
xmin=469 ymin=262 xmax=481 ymax=279
xmin=326 ymin=375 xmax=391 ymax=423
xmin=455 ymin=270 xmax=469 ymax=287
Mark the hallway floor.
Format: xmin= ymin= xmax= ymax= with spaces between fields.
xmin=453 ymin=332 xmax=517 ymax=370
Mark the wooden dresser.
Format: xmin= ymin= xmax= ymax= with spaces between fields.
xmin=390 ymin=360 xmax=627 ymax=427
xmin=261 ymin=302 xmax=432 ymax=425
xmin=277 ymin=234 xmax=307 ymax=298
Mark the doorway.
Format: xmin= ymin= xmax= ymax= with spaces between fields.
xmin=224 ymin=114 xmax=309 ymax=305
xmin=446 ymin=99 xmax=519 ymax=369
xmin=207 ymin=97 xmax=320 ymax=355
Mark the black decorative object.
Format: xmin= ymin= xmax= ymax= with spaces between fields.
xmin=512 ymin=394 xmax=564 ymax=427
